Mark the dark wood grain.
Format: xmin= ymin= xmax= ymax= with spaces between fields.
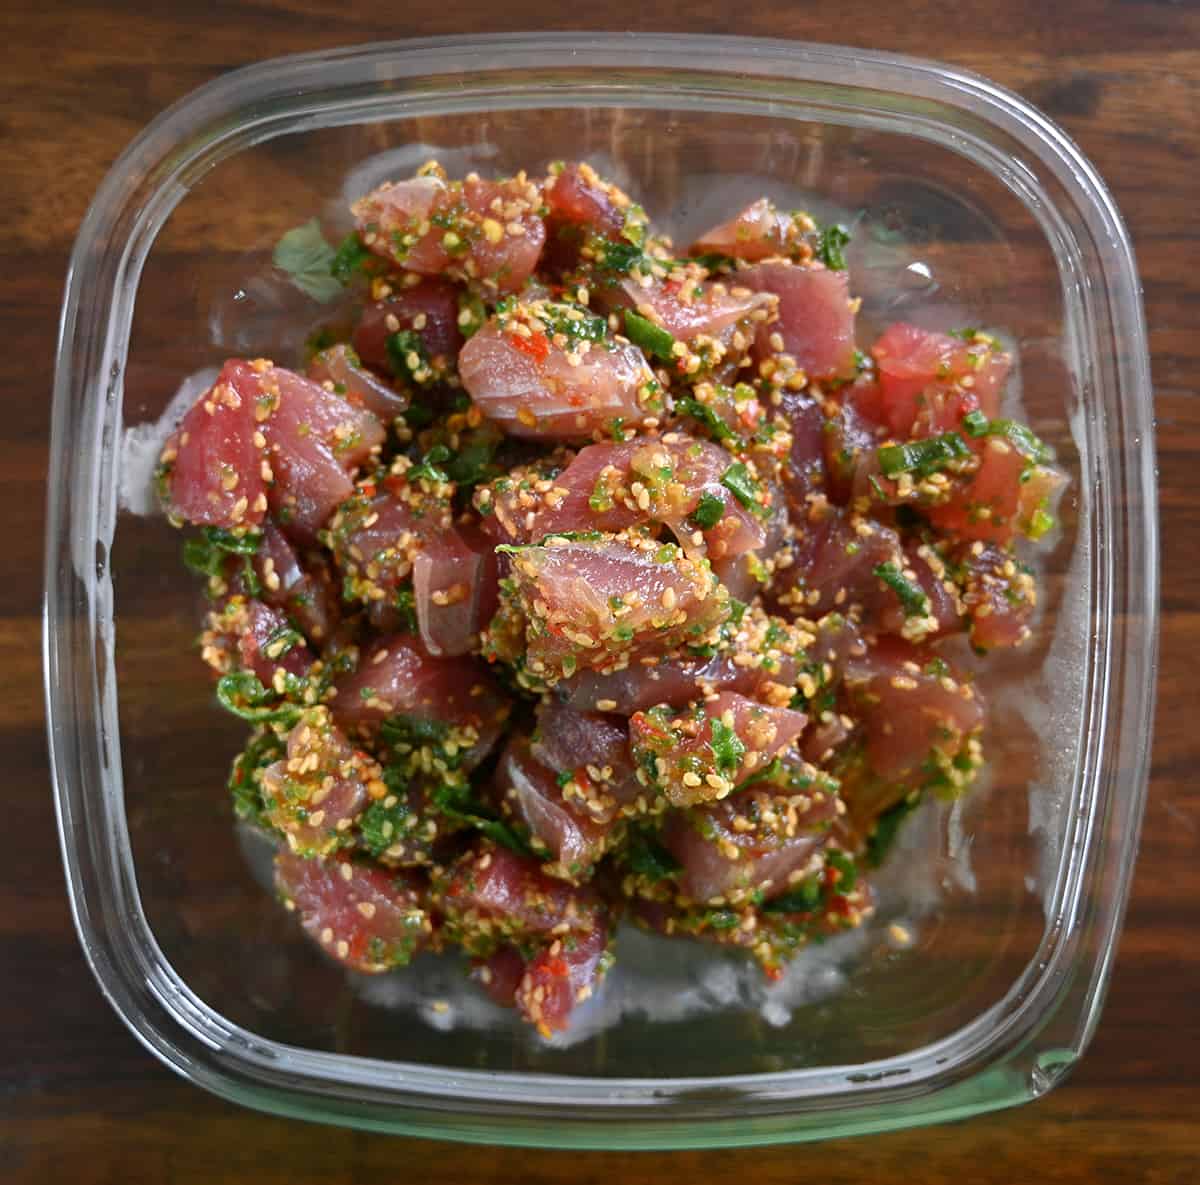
xmin=3 ymin=0 xmax=1199 ymax=1180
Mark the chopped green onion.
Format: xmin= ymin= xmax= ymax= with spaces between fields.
xmin=877 ymin=432 xmax=971 ymax=478
xmin=1026 ymin=507 xmax=1056 ymax=540
xmin=675 ymin=396 xmax=734 ymax=442
xmin=961 ymin=409 xmax=989 ymax=436
xmin=623 ymin=309 xmax=677 ymax=362
xmin=873 ymin=562 xmax=931 ymax=618
xmin=960 ymin=411 xmax=1053 ymax=464
xmin=984 ymin=419 xmax=1053 ymax=463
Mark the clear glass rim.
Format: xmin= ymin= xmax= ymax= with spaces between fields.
xmin=44 ymin=32 xmax=1158 ymax=1147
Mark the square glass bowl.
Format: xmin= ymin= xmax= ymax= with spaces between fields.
xmin=45 ymin=34 xmax=1158 ymax=1148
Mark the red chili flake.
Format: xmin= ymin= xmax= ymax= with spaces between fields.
xmin=764 ymin=965 xmax=784 ymax=982
xmin=509 ymin=331 xmax=550 ymax=363
xmin=544 ymin=957 xmax=568 ymax=978
xmin=738 ymin=401 xmax=762 ymax=430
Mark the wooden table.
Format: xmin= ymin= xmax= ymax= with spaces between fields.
xmin=4 ymin=1 xmax=1197 ymax=1180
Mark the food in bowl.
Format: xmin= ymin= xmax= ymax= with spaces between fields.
xmin=155 ymin=160 xmax=1065 ymax=1036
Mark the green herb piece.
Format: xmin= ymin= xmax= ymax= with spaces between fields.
xmin=735 ymin=756 xmax=783 ymax=792
xmin=588 ymin=476 xmax=615 ymax=513
xmin=456 ymin=292 xmax=487 ymax=339
xmin=272 ymin=219 xmax=343 ymax=302
xmin=705 ymin=909 xmax=741 ymax=931
xmin=692 ymin=491 xmax=725 ymax=530
xmin=625 ymin=827 xmax=682 ymax=881
xmin=358 ymin=797 xmax=412 ymax=858
xmin=960 ymin=409 xmax=1053 ymax=464
xmin=540 ymin=302 xmax=608 ymax=346
xmin=386 ymin=329 xmax=432 ymax=385
xmin=429 ymin=781 xmax=534 ymax=857
xmin=984 ymin=419 xmax=1053 ymax=464
xmin=408 ymin=443 xmax=452 ymax=484
xmin=675 ymin=396 xmax=734 ymax=443
xmin=873 ymin=562 xmax=931 ymax=618
xmin=442 ymin=434 xmax=501 ymax=489
xmin=394 ymin=585 xmax=418 ymax=633
xmin=1026 ymin=507 xmax=1056 ymax=541
xmin=304 ymin=327 xmax=340 ymax=359
xmin=595 ymin=240 xmax=645 ymax=273
xmin=763 ymin=876 xmax=823 ymax=914
xmin=329 ymin=232 xmax=371 ymax=283
xmin=379 ymin=714 xmax=450 ymax=750
xmin=727 ymin=597 xmax=748 ymax=626
xmin=531 ymin=529 xmax=606 ymax=546
xmin=961 ymin=409 xmax=989 ymax=436
xmin=623 ymin=309 xmax=677 ymax=362
xmin=720 ymin=461 xmax=767 ymax=517
xmin=816 ymin=223 xmax=852 ymax=271
xmin=215 ymin=672 xmax=301 ymax=725
xmin=877 ymin=431 xmax=971 ymax=479
xmin=402 ymin=401 xmax=436 ymax=430
xmin=709 ymin=717 xmax=746 ymax=774
xmin=197 ymin=526 xmax=260 ymax=558
xmin=228 ymin=728 xmax=286 ymax=825
xmin=621 ymin=204 xmax=648 ymax=247
xmin=866 ymin=795 xmax=921 ymax=867
xmin=826 ymin=849 xmax=858 ymax=893
xmin=691 ymin=251 xmax=734 ymax=271
xmin=183 ymin=526 xmax=262 ymax=593
xmin=262 ymin=625 xmax=304 ymax=660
